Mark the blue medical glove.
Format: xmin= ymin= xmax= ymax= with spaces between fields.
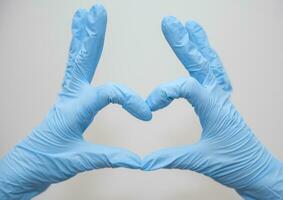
xmin=142 ymin=17 xmax=283 ymax=199
xmin=0 ymin=4 xmax=151 ymax=200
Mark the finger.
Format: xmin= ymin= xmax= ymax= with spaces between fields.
xmin=162 ymin=16 xmax=213 ymax=84
xmin=91 ymin=83 xmax=152 ymax=121
xmin=64 ymin=4 xmax=107 ymax=88
xmin=142 ymin=144 xmax=205 ymax=172
xmin=69 ymin=9 xmax=88 ymax=62
xmin=63 ymin=8 xmax=88 ymax=88
xmin=185 ymin=21 xmax=232 ymax=92
xmin=146 ymin=77 xmax=204 ymax=112
xmin=73 ymin=142 xmax=141 ymax=171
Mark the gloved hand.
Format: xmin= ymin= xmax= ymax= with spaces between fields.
xmin=142 ymin=17 xmax=283 ymax=199
xmin=0 ymin=4 xmax=151 ymax=200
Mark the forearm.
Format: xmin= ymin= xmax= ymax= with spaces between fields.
xmin=0 ymin=180 xmax=47 ymax=200
xmin=236 ymin=160 xmax=283 ymax=199
xmin=0 ymin=146 xmax=49 ymax=200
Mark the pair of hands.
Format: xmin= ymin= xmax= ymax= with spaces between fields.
xmin=1 ymin=4 xmax=282 ymax=200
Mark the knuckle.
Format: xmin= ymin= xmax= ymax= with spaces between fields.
xmin=157 ymin=86 xmax=169 ymax=99
xmin=186 ymin=77 xmax=199 ymax=87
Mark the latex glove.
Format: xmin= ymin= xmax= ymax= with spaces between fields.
xmin=142 ymin=17 xmax=283 ymax=199
xmin=0 ymin=4 xmax=151 ymax=200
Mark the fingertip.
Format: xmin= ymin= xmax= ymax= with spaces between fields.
xmin=107 ymin=83 xmax=152 ymax=121
xmin=136 ymin=97 xmax=153 ymax=121
xmin=185 ymin=20 xmax=200 ymax=30
xmin=72 ymin=8 xmax=87 ymax=34
xmin=87 ymin=4 xmax=107 ymax=31
xmin=142 ymin=153 xmax=163 ymax=171
xmin=90 ymin=4 xmax=107 ymax=21
xmin=185 ymin=20 xmax=209 ymax=45
xmin=142 ymin=146 xmax=193 ymax=171
xmin=161 ymin=16 xmax=187 ymax=46
xmin=133 ymin=104 xmax=152 ymax=121
xmin=145 ymin=98 xmax=154 ymax=112
xmin=141 ymin=109 xmax=153 ymax=121
xmin=90 ymin=3 xmax=107 ymax=16
xmin=124 ymin=95 xmax=153 ymax=121
xmin=145 ymin=94 xmax=161 ymax=112
xmin=161 ymin=16 xmax=177 ymax=28
xmin=117 ymin=149 xmax=142 ymax=169
xmin=146 ymin=80 xmax=185 ymax=112
xmin=74 ymin=8 xmax=86 ymax=19
xmin=98 ymin=146 xmax=141 ymax=169
xmin=146 ymin=92 xmax=162 ymax=112
xmin=141 ymin=155 xmax=155 ymax=171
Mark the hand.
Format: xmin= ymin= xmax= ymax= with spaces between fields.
xmin=0 ymin=4 xmax=151 ymax=199
xmin=142 ymin=17 xmax=283 ymax=199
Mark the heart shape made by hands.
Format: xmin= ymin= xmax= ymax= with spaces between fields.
xmin=2 ymin=5 xmax=279 ymax=200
